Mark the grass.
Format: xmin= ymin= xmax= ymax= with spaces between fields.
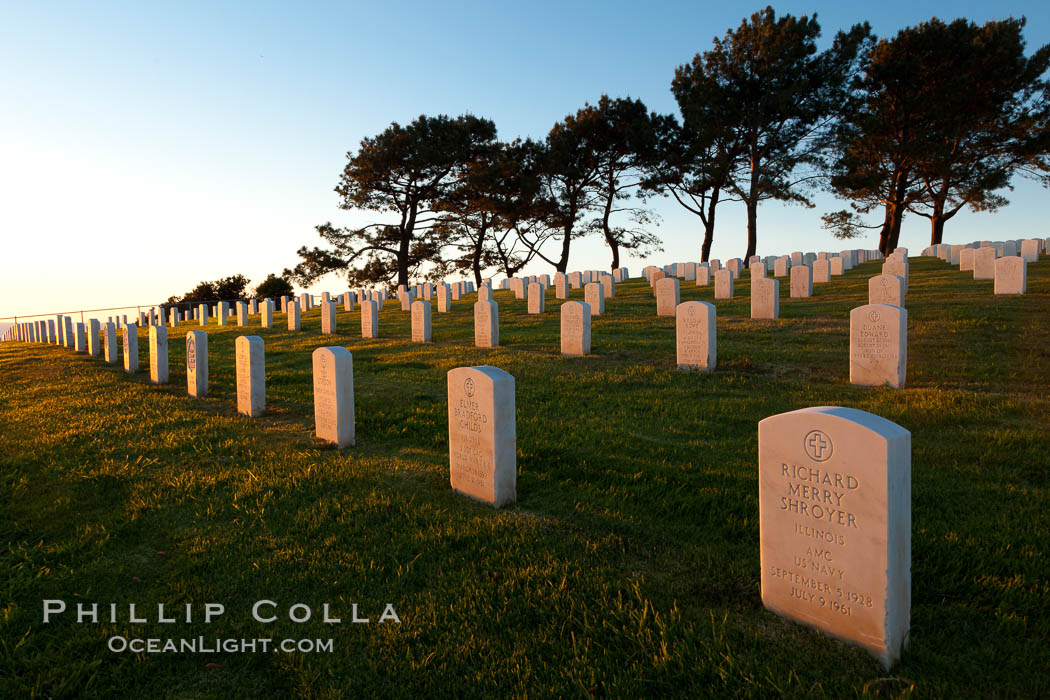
xmin=1 ymin=256 xmax=1048 ymax=698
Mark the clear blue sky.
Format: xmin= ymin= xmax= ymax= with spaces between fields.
xmin=2 ymin=1 xmax=1048 ymax=327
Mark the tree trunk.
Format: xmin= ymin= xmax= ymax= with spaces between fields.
xmin=930 ymin=216 xmax=945 ymax=246
xmin=472 ymin=216 xmax=487 ymax=286
xmin=744 ymin=199 xmax=758 ymax=262
xmin=700 ymin=186 xmax=720 ymax=263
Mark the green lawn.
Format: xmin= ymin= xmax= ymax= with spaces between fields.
xmin=1 ymin=257 xmax=1048 ymax=698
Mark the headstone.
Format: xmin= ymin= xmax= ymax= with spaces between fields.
xmin=676 ymin=301 xmax=716 ymax=370
xmin=696 ymin=264 xmax=711 ymax=286
xmin=993 ymin=256 xmax=1026 ymax=295
xmin=830 ymin=257 xmax=844 ymax=276
xmin=218 ymin=302 xmax=229 ymax=326
xmin=790 ymin=266 xmax=812 ymax=298
xmin=584 ymin=282 xmax=605 ymax=315
xmin=361 ymin=300 xmax=378 ymax=338
xmin=649 ymin=269 xmax=666 ymax=287
xmin=791 ymin=251 xmax=803 ymax=266
xmin=554 ymin=273 xmax=568 ymax=299
xmin=74 ymin=322 xmax=87 ymax=352
xmin=751 ymin=277 xmax=780 ymax=319
xmin=882 ymin=260 xmax=909 ymax=294
xmin=186 ymin=331 xmax=208 ymax=397
xmin=411 ymin=300 xmax=432 ymax=342
xmin=342 ymin=292 xmax=355 ymax=311
xmin=287 ymin=300 xmax=301 ymax=331
xmin=560 ymin=301 xmax=591 ymax=356
xmin=973 ymin=247 xmax=996 ymax=280
xmin=684 ymin=263 xmax=696 ymax=281
xmin=437 ymin=284 xmax=451 ymax=312
xmin=261 ymin=299 xmax=273 ymax=328
xmin=47 ymin=320 xmax=56 ymax=344
xmin=527 ymin=283 xmax=545 ymax=314
xmin=321 ymin=300 xmax=337 ymax=335
xmin=446 ymin=366 xmax=516 ymax=508
xmin=568 ymin=271 xmax=583 ymax=289
xmin=250 ymin=298 xmax=259 ymax=315
xmin=868 ymin=274 xmax=905 ymax=307
xmin=313 ymin=346 xmax=355 ymax=448
xmin=87 ymin=319 xmax=101 ymax=356
xmin=750 ymin=261 xmax=766 ymax=278
xmin=655 ymin=277 xmax=680 ymax=316
xmin=758 ymin=405 xmax=911 ymax=670
xmin=63 ymin=316 xmax=73 ymax=348
xmin=478 ymin=285 xmax=492 ymax=302
xmin=474 ymin=300 xmax=499 ymax=348
xmin=727 ymin=258 xmax=743 ymax=278
xmin=149 ymin=325 xmax=168 ymax=384
xmin=714 ymin=269 xmax=734 ymax=299
xmin=103 ymin=322 xmax=117 ymax=363
xmin=122 ymin=323 xmax=139 ymax=372
xmin=169 ymin=309 xmax=180 ymax=327
xmin=198 ymin=304 xmax=209 ymax=326
xmin=959 ymin=248 xmax=975 ymax=272
xmin=235 ymin=336 xmax=265 ymax=416
xmin=813 ymin=259 xmax=831 ymax=284
xmin=400 ymin=291 xmax=414 ymax=311
xmin=850 ymin=304 xmax=907 ymax=389
xmin=451 ymin=283 xmax=462 ymax=301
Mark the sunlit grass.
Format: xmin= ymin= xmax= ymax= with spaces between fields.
xmin=1 ymin=256 xmax=1048 ymax=697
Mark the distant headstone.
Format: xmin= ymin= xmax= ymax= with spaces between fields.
xmin=676 ymin=301 xmax=716 ymax=370
xmin=321 ymin=300 xmax=337 ymax=335
xmin=261 ymin=299 xmax=273 ymax=328
xmin=973 ymin=247 xmax=996 ymax=280
xmin=554 ymin=273 xmax=568 ymax=299
xmin=74 ymin=322 xmax=87 ymax=352
xmin=993 ymin=256 xmax=1026 ymax=295
xmin=149 ymin=325 xmax=168 ymax=384
xmin=527 ymin=282 xmax=545 ymax=314
xmin=287 ymin=299 xmax=301 ymax=331
xmin=361 ymin=299 xmax=378 ymax=338
xmin=696 ymin=264 xmax=711 ymax=286
xmin=584 ymin=282 xmax=605 ymax=315
xmin=790 ymin=266 xmax=812 ymax=298
xmin=882 ymin=260 xmax=909 ymax=293
xmin=751 ymin=277 xmax=780 ymax=319
xmin=830 ymin=257 xmax=844 ymax=276
xmin=169 ymin=309 xmax=180 ymax=327
xmin=1020 ymin=239 xmax=1041 ymax=263
xmin=813 ymin=259 xmax=831 ymax=284
xmin=868 ymin=274 xmax=905 ymax=307
xmin=87 ymin=319 xmax=101 ymax=356
xmin=959 ymin=248 xmax=975 ymax=271
xmin=103 ymin=322 xmax=117 ymax=363
xmin=437 ymin=284 xmax=451 ymax=312
xmin=446 ymin=366 xmax=516 ymax=508
xmin=750 ymin=261 xmax=766 ymax=278
xmin=412 ymin=300 xmax=432 ymax=341
xmin=235 ymin=336 xmax=265 ymax=416
xmin=186 ymin=331 xmax=208 ymax=397
xmin=478 ymin=285 xmax=492 ymax=302
xmin=122 ymin=323 xmax=139 ymax=372
xmin=63 ymin=316 xmax=73 ymax=348
xmin=850 ymin=304 xmax=907 ymax=389
xmin=758 ymin=405 xmax=911 ymax=670
xmin=198 ymin=304 xmax=209 ymax=326
xmin=237 ymin=302 xmax=248 ymax=326
xmin=714 ymin=269 xmax=734 ymax=299
xmin=656 ymin=277 xmax=680 ymax=316
xmin=313 ymin=346 xmax=355 ymax=447
xmin=560 ymin=301 xmax=591 ymax=356
xmin=474 ymin=300 xmax=499 ymax=348
xmin=218 ymin=302 xmax=229 ymax=326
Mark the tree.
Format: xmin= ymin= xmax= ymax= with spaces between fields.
xmin=825 ymin=18 xmax=1050 ymax=251
xmin=254 ymin=273 xmax=294 ymax=299
xmin=582 ymin=95 xmax=664 ymax=271
xmin=286 ymin=114 xmax=497 ymax=288
xmin=673 ymin=7 xmax=871 ymax=260
xmin=906 ymin=18 xmax=1050 ymax=244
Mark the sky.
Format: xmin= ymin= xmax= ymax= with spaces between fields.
xmin=2 ymin=0 xmax=1048 ymax=329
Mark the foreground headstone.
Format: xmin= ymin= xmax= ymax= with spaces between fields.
xmin=446 ymin=366 xmax=516 ymax=508
xmin=751 ymin=277 xmax=780 ymax=319
xmin=186 ymin=331 xmax=208 ymax=397
xmin=235 ymin=336 xmax=265 ymax=417
xmin=122 ymin=324 xmax=139 ymax=372
xmin=313 ymin=346 xmax=355 ymax=448
xmin=994 ymin=256 xmax=1026 ymax=295
xmin=868 ymin=274 xmax=905 ymax=307
xmin=676 ymin=301 xmax=716 ymax=370
xmin=412 ymin=300 xmax=432 ymax=342
xmin=74 ymin=323 xmax=87 ymax=352
xmin=474 ymin=300 xmax=499 ymax=348
xmin=104 ymin=322 xmax=118 ymax=363
xmin=361 ymin=300 xmax=378 ymax=338
xmin=759 ymin=405 xmax=911 ymax=670
xmin=149 ymin=326 xmax=168 ymax=384
xmin=850 ymin=304 xmax=907 ymax=389
xmin=561 ymin=301 xmax=591 ymax=356
xmin=655 ymin=277 xmax=680 ymax=316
